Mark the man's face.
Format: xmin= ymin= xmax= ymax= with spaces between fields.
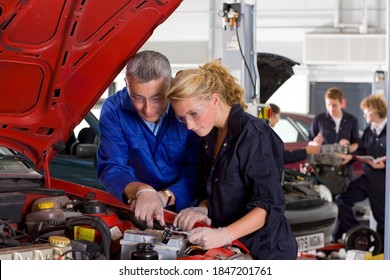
xmin=126 ymin=77 xmax=169 ymax=123
xmin=325 ymin=97 xmax=342 ymax=118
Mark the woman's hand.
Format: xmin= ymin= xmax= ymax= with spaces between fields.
xmin=188 ymin=227 xmax=232 ymax=249
xmin=173 ymin=207 xmax=211 ymax=231
xmin=367 ymin=159 xmax=386 ymax=169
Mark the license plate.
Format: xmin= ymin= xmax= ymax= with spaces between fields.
xmin=296 ymin=233 xmax=325 ymax=252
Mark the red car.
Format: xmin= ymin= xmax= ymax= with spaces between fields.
xmin=272 ymin=112 xmax=314 ymax=170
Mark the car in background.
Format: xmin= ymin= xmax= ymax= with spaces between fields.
xmin=49 ymin=111 xmax=104 ymax=191
xmin=273 ymin=112 xmax=313 ymax=149
xmin=272 ymin=112 xmax=313 ymax=170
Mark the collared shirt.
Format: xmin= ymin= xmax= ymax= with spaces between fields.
xmin=309 ymin=110 xmax=360 ymax=145
xmin=199 ymin=104 xmax=297 ymax=259
xmin=142 ymin=103 xmax=170 ymax=136
xmin=354 ymin=121 xmax=386 ymax=175
xmin=371 ymin=119 xmax=387 ymax=135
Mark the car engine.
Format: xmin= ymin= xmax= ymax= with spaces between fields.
xmin=307 ymin=144 xmax=350 ymax=195
xmin=0 ymin=192 xmax=251 ymax=260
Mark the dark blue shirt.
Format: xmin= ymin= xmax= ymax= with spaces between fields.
xmin=199 ymin=105 xmax=297 ymax=260
xmin=354 ymin=124 xmax=386 ymax=175
xmin=309 ymin=110 xmax=360 ymax=144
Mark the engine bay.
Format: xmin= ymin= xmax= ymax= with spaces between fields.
xmin=0 ymin=191 xmax=251 ymax=260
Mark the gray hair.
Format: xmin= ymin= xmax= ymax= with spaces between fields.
xmin=126 ymin=50 xmax=172 ymax=88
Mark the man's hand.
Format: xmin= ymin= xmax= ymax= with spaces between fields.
xmin=188 ymin=227 xmax=232 ymax=250
xmin=339 ymin=139 xmax=351 ymax=146
xmin=134 ymin=188 xmax=166 ymax=228
xmin=173 ymin=207 xmax=211 ymax=231
xmin=306 ymin=145 xmax=320 ymax=155
xmin=312 ymin=133 xmax=323 ymax=145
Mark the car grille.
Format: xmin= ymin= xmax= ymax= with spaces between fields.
xmin=285 ymin=198 xmax=325 ymax=210
xmin=289 ymin=218 xmax=336 ymax=233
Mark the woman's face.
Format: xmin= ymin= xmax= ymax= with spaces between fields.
xmin=362 ymin=107 xmax=381 ymax=124
xmin=171 ymin=96 xmax=216 ymax=137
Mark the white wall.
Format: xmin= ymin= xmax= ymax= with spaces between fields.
xmin=110 ymin=0 xmax=389 ymax=114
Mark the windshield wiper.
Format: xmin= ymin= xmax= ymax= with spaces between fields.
xmin=0 ymin=155 xmax=25 ymax=161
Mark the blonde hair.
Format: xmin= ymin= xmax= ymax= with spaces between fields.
xmin=168 ymin=60 xmax=248 ymax=109
xmin=360 ymin=94 xmax=387 ymax=119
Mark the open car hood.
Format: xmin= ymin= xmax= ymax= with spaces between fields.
xmin=257 ymin=52 xmax=299 ymax=103
xmin=0 ymin=0 xmax=182 ymax=170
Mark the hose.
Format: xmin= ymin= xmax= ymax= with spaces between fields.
xmin=65 ymin=215 xmax=111 ymax=259
xmin=31 ymin=215 xmax=111 ymax=259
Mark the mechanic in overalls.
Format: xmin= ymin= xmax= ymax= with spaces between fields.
xmin=309 ymin=87 xmax=361 ymax=194
xmin=167 ymin=60 xmax=298 ymax=259
xmin=309 ymin=87 xmax=360 ymax=152
xmin=268 ymin=103 xmax=320 ymax=164
xmin=334 ymin=94 xmax=387 ymax=250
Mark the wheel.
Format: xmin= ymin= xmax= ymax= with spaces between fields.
xmin=344 ymin=225 xmax=382 ymax=255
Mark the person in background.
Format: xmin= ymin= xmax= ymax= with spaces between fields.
xmin=309 ymin=87 xmax=360 ymax=153
xmin=167 ymin=60 xmax=298 ymax=260
xmin=268 ymin=103 xmax=320 ymax=164
xmin=97 ymin=50 xmax=200 ymax=228
xmin=334 ymin=94 xmax=387 ymax=249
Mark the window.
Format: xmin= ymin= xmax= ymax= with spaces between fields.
xmin=273 ymin=118 xmax=299 ymax=143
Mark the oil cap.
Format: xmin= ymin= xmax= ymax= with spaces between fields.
xmin=38 ymin=201 xmax=55 ymax=210
xmin=48 ymin=236 xmax=71 ymax=247
xmin=84 ymin=200 xmax=106 ymax=214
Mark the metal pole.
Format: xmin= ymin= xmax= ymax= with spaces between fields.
xmin=384 ymin=0 xmax=390 ymax=260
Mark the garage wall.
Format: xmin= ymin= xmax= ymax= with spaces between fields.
xmin=258 ymin=0 xmax=386 ymax=63
xmin=108 ymin=0 xmax=388 ymax=114
xmin=142 ymin=0 xmax=386 ymax=64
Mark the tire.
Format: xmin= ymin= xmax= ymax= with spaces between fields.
xmin=344 ymin=225 xmax=382 ymax=255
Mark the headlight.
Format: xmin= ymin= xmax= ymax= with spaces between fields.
xmin=313 ymin=184 xmax=333 ymax=202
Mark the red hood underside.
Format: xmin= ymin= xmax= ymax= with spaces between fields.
xmin=0 ymin=0 xmax=182 ymax=170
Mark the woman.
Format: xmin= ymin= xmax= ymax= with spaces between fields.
xmin=167 ymin=60 xmax=297 ymax=260
xmin=334 ymin=94 xmax=387 ymax=249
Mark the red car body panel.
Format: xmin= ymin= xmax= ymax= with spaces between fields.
xmin=0 ymin=0 xmax=182 ymax=171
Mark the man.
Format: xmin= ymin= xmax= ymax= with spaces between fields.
xmin=309 ymin=87 xmax=359 ymax=152
xmin=97 ymin=50 xmax=200 ymax=228
xmin=268 ymin=103 xmax=320 ymax=164
xmin=334 ymin=94 xmax=387 ymax=250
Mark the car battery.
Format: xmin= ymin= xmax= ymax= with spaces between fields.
xmin=0 ymin=192 xmax=25 ymax=223
xmin=120 ymin=229 xmax=187 ymax=260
